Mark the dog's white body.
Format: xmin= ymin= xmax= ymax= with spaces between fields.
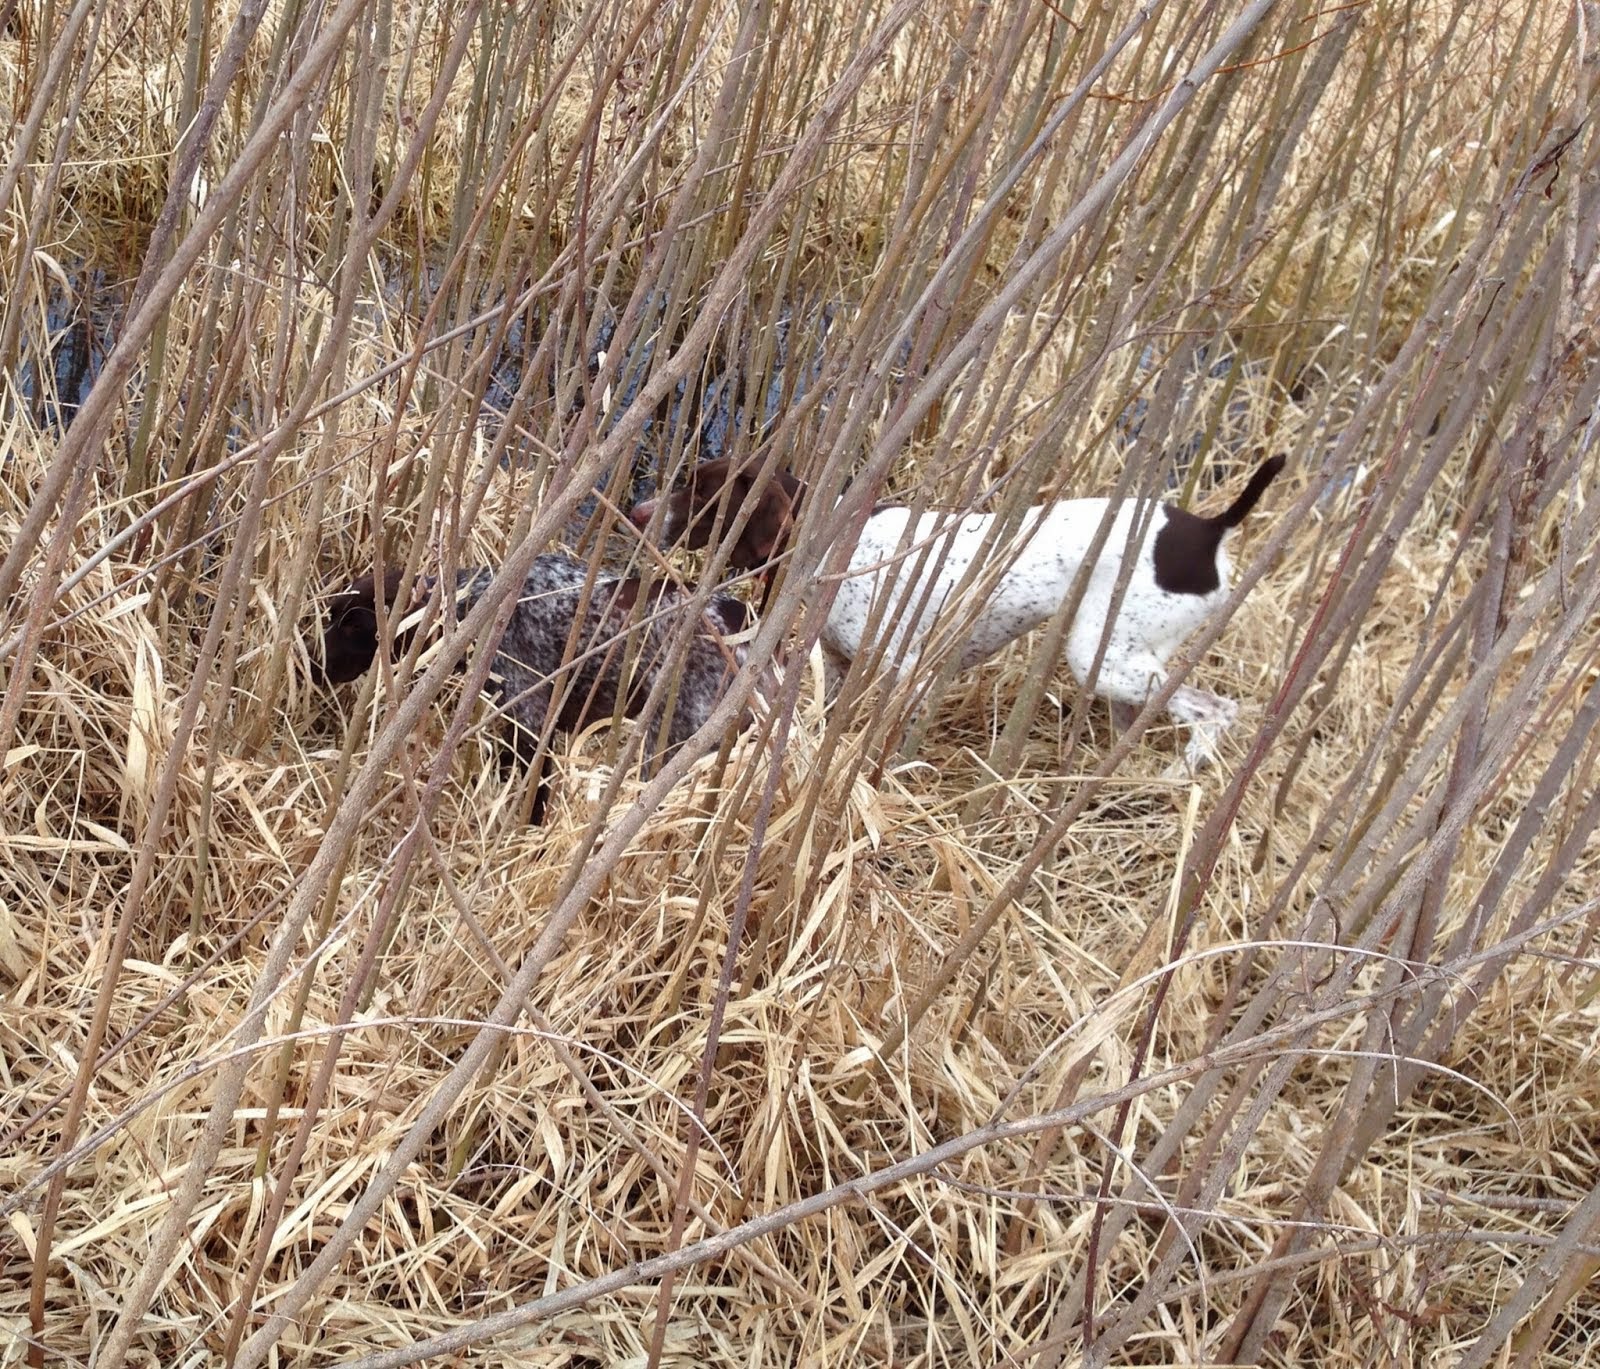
xmin=825 ymin=498 xmax=1243 ymax=773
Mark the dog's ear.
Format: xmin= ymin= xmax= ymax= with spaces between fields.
xmin=334 ymin=603 xmax=379 ymax=642
xmin=731 ymin=469 xmax=801 ymax=570
xmin=678 ymin=460 xmax=743 ymax=550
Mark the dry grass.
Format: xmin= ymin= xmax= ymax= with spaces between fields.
xmin=3 ymin=0 xmax=1600 ymax=1365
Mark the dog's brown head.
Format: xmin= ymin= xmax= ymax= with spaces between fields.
xmin=312 ymin=567 xmax=408 ymax=685
xmin=629 ymin=458 xmax=803 ymax=572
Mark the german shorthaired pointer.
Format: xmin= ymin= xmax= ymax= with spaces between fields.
xmin=629 ymin=454 xmax=1285 ymax=775
xmin=314 ymin=553 xmax=756 ymax=822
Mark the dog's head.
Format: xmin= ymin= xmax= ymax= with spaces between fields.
xmin=629 ymin=458 xmax=803 ymax=571
xmin=312 ymin=566 xmax=408 ymax=685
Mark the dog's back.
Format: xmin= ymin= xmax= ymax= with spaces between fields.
xmin=317 ymin=553 xmax=757 ymax=760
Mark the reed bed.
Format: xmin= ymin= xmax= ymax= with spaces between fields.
xmin=2 ymin=0 xmax=1598 ymax=1364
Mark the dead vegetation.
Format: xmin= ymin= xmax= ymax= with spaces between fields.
xmin=2 ymin=0 xmax=1599 ymax=1364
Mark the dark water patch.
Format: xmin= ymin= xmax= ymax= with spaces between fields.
xmin=593 ymin=296 xmax=842 ymax=508
xmin=18 ymin=265 xmax=120 ymax=432
xmin=1115 ymin=342 xmax=1267 ymax=492
xmin=468 ymin=288 xmax=847 ymax=537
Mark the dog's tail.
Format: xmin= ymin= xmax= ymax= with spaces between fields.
xmin=1212 ymin=454 xmax=1287 ymax=528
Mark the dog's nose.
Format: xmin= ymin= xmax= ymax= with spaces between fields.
xmin=629 ymin=499 xmax=656 ymax=528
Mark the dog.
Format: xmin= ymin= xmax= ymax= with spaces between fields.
xmin=314 ymin=553 xmax=757 ymax=822
xmin=629 ymin=454 xmax=1285 ymax=774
